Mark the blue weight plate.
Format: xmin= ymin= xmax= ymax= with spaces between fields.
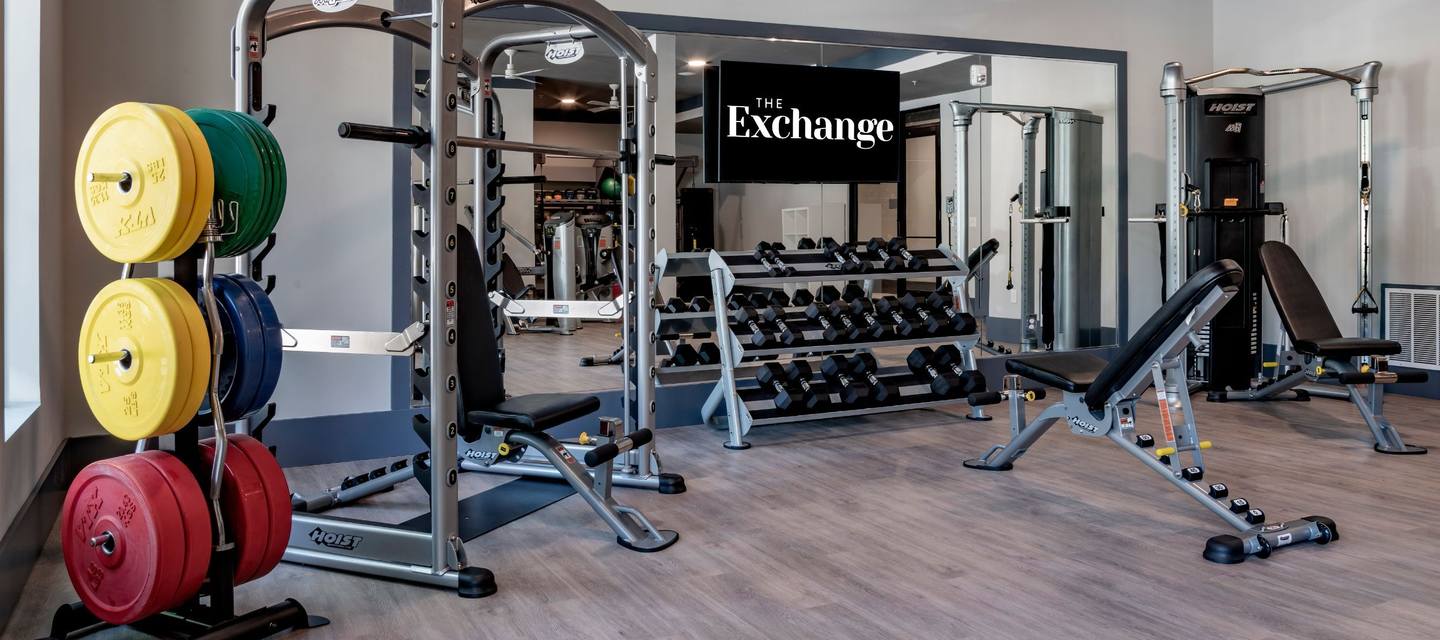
xmin=198 ymin=275 xmax=265 ymax=420
xmin=229 ymin=275 xmax=282 ymax=414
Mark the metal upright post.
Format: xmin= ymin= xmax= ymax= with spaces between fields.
xmin=1019 ymin=117 xmax=1039 ymax=351
xmin=426 ymin=0 xmax=463 ymax=575
xmin=949 ymin=103 xmax=972 ymax=262
xmin=1352 ymin=62 xmax=1381 ymax=341
xmin=635 ymin=58 xmax=658 ymax=440
xmin=1160 ymin=62 xmax=1187 ymax=299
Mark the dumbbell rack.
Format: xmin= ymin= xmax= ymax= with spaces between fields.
xmin=677 ymin=245 xmax=981 ymax=449
xmin=44 ymin=257 xmax=323 ymax=639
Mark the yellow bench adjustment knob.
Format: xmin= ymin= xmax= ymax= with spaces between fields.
xmin=497 ymin=443 xmax=511 ymax=456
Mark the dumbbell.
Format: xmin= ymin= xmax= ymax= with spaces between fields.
xmin=924 ymin=293 xmax=977 ymax=334
xmin=874 ymin=296 xmax=919 ymax=337
xmin=821 ymin=237 xmax=870 ymax=274
xmin=688 ymin=297 xmax=712 ymax=313
xmin=662 ymin=297 xmax=687 ymax=314
xmin=697 ymin=342 xmax=721 ymax=365
xmin=731 ymin=306 xmax=772 ymax=346
xmin=894 ymin=294 xmax=945 ymax=334
xmin=933 ymin=345 xmax=987 ymax=395
xmin=848 ymin=299 xmax=890 ymax=340
xmin=820 ymin=355 xmax=870 ymax=405
xmin=755 ymin=241 xmax=797 ymax=277
xmin=886 ymin=237 xmax=929 ymax=270
xmin=726 ymin=294 xmax=748 ymax=311
xmin=865 ymin=237 xmax=909 ymax=272
xmin=764 ymin=305 xmax=801 ymax=345
xmin=796 ymin=237 xmax=818 ymax=250
xmin=755 ymin=362 xmax=821 ymax=411
xmin=748 ymin=289 xmax=790 ymax=309
xmin=845 ymin=353 xmax=897 ymax=402
xmin=906 ymin=347 xmax=963 ymax=396
xmin=790 ymin=288 xmax=815 ymax=307
xmin=804 ymin=302 xmax=858 ymax=341
xmin=668 ymin=343 xmax=701 ymax=367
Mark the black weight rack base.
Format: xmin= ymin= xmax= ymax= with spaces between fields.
xmin=40 ymin=598 xmax=328 ymax=640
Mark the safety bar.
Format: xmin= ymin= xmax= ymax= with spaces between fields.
xmin=1185 ymin=66 xmax=1358 ymax=86
xmin=585 ymin=429 xmax=654 ymax=467
xmin=338 ymin=122 xmax=427 ymax=147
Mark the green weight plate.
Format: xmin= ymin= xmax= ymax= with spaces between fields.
xmin=215 ymin=110 xmax=274 ymax=255
xmin=185 ymin=109 xmax=266 ymax=257
xmin=233 ymin=112 xmax=285 ymax=250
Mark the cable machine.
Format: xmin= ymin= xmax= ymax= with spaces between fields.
xmin=1150 ymin=61 xmax=1381 ymax=389
xmin=949 ymin=101 xmax=1105 ymax=353
xmin=232 ymin=0 xmax=674 ymax=594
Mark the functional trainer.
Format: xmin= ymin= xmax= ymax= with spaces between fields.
xmin=964 ymin=260 xmax=1337 ymax=563
xmin=1212 ymin=242 xmax=1427 ymax=454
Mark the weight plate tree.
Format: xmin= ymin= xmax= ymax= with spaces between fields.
xmin=53 ymin=100 xmax=318 ymax=637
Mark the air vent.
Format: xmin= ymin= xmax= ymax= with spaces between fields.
xmin=1384 ymin=285 xmax=1440 ymax=370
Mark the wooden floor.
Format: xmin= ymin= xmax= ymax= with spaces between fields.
xmin=9 ymin=390 xmax=1440 ymax=639
xmin=503 ymin=322 xmax=624 ymax=393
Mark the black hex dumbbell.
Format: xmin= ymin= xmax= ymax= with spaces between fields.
xmin=662 ymin=297 xmax=687 ymax=314
xmin=924 ymin=293 xmax=977 ymax=334
xmin=820 ymin=355 xmax=870 ymax=405
xmin=796 ymin=237 xmax=818 ymax=250
xmin=755 ymin=362 xmax=820 ymax=411
xmin=731 ymin=306 xmax=772 ymax=346
xmin=866 ymin=237 xmax=908 ymax=272
xmin=688 ymin=297 xmax=712 ymax=313
xmin=697 ymin=342 xmax=721 ymax=365
xmin=821 ymin=237 xmax=870 ymax=274
xmin=791 ymin=288 xmax=815 ymax=308
xmin=895 ymin=293 xmax=945 ymax=334
xmin=934 ymin=345 xmax=987 ymax=395
xmin=764 ymin=306 xmax=801 ymax=345
xmin=849 ymin=299 xmax=890 ymax=340
xmin=874 ymin=296 xmax=918 ymax=337
xmin=755 ymin=241 xmax=797 ymax=277
xmin=805 ymin=302 xmax=856 ymax=341
xmin=906 ymin=347 xmax=962 ymax=396
xmin=845 ymin=353 xmax=897 ymax=402
xmin=886 ymin=237 xmax=929 ymax=271
xmin=666 ymin=343 xmax=700 ymax=367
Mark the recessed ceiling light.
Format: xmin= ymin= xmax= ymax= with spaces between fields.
xmin=686 ymin=59 xmax=707 ymax=68
xmin=560 ymin=97 xmax=577 ymax=105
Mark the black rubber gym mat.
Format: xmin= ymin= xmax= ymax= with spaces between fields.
xmin=397 ymin=477 xmax=576 ymax=540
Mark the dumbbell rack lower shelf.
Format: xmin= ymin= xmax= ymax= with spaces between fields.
xmin=686 ymin=247 xmax=981 ymax=449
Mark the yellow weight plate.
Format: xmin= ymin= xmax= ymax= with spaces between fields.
xmin=74 ymin=103 xmax=198 ymax=263
xmin=152 ymin=105 xmax=215 ymax=260
xmin=78 ymin=279 xmax=209 ymax=440
xmin=150 ymin=277 xmax=210 ymax=435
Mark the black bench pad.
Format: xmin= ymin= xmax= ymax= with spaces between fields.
xmin=1297 ymin=337 xmax=1403 ymax=359
xmin=1005 ymin=352 xmax=1109 ymax=393
xmin=466 ymin=393 xmax=600 ymax=433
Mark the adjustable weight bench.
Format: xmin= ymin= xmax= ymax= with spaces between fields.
xmin=964 ymin=260 xmax=1337 ymax=563
xmin=1212 ymin=242 xmax=1426 ymax=454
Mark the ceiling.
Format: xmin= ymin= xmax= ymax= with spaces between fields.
xmin=460 ymin=17 xmax=983 ymax=123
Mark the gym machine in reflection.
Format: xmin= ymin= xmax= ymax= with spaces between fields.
xmin=235 ymin=0 xmax=680 ymax=595
xmin=949 ymin=101 xmax=1105 ymax=353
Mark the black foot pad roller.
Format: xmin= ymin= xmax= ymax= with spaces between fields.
xmin=1203 ymin=516 xmax=1338 ymax=564
xmin=657 ymin=472 xmax=687 ymax=494
xmin=458 ymin=566 xmax=498 ymax=599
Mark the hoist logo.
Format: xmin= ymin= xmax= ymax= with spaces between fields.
xmin=1068 ymin=416 xmax=1100 ymax=433
xmin=309 ymin=527 xmax=362 ymax=550
xmin=1225 ymin=122 xmax=1244 ymax=133
xmin=1206 ymin=101 xmax=1257 ymax=115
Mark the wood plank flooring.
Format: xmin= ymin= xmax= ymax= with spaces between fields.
xmin=7 ymin=390 xmax=1440 ymax=639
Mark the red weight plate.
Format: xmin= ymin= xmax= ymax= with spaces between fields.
xmin=228 ymin=434 xmax=291 ymax=581
xmin=200 ymin=436 xmax=270 ymax=584
xmin=61 ymin=455 xmax=187 ymax=625
xmin=134 ymin=451 xmax=211 ymax=604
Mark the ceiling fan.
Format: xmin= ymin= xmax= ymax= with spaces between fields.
xmin=502 ymin=49 xmax=544 ymax=85
xmin=587 ymin=84 xmax=622 ymax=112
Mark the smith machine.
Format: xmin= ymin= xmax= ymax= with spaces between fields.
xmin=233 ymin=0 xmax=680 ymax=594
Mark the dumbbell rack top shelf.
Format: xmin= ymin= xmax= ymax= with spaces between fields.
xmin=692 ymin=246 xmax=981 ymax=449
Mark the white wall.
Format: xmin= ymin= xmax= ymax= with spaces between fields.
xmin=1211 ymin=0 xmax=1440 ymax=346
xmin=607 ymin=0 xmax=1215 ymax=331
xmin=60 ymin=0 xmax=399 ymax=428
xmin=534 ymin=120 xmax=617 ymax=182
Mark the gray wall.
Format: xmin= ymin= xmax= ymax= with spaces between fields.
xmin=1211 ymin=0 xmax=1440 ymax=346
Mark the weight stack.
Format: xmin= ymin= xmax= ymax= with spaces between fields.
xmin=1185 ymin=88 xmax=1266 ymax=390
